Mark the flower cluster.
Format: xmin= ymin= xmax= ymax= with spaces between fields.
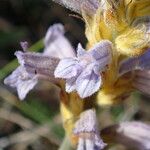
xmin=4 ymin=0 xmax=150 ymax=150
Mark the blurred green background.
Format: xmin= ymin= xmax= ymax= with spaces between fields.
xmin=0 ymin=0 xmax=150 ymax=150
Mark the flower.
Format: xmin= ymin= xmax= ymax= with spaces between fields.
xmin=54 ymin=40 xmax=112 ymax=98
xmin=119 ymin=48 xmax=150 ymax=95
xmin=4 ymin=23 xmax=70 ymax=100
xmin=4 ymin=47 xmax=60 ymax=100
xmin=73 ymin=109 xmax=106 ymax=150
xmin=101 ymin=122 xmax=150 ymax=150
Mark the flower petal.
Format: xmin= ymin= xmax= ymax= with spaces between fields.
xmin=15 ymin=51 xmax=60 ymax=79
xmin=66 ymin=76 xmax=78 ymax=93
xmin=77 ymin=138 xmax=105 ymax=150
xmin=133 ymin=70 xmax=150 ymax=95
xmin=44 ymin=24 xmax=64 ymax=47
xmin=17 ymin=76 xmax=37 ymax=100
xmin=77 ymin=138 xmax=100 ymax=150
xmin=101 ymin=121 xmax=150 ymax=150
xmin=76 ymin=65 xmax=101 ymax=98
xmin=4 ymin=66 xmax=37 ymax=100
xmin=4 ymin=50 xmax=60 ymax=100
xmin=119 ymin=49 xmax=150 ymax=76
xmin=52 ymin=0 xmax=99 ymax=15
xmin=89 ymin=40 xmax=112 ymax=74
xmin=89 ymin=40 xmax=112 ymax=62
xmin=77 ymin=43 xmax=86 ymax=58
xmin=54 ymin=58 xmax=79 ymax=79
xmin=74 ymin=109 xmax=106 ymax=150
xmin=77 ymin=138 xmax=85 ymax=150
xmin=78 ymin=41 xmax=112 ymax=75
xmin=44 ymin=24 xmax=75 ymax=58
xmin=74 ymin=109 xmax=98 ymax=134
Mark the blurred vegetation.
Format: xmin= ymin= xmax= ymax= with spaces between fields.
xmin=0 ymin=0 xmax=150 ymax=150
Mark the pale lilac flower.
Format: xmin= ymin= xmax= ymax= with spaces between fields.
xmin=4 ymin=45 xmax=60 ymax=100
xmin=119 ymin=49 xmax=150 ymax=76
xmin=101 ymin=122 xmax=150 ymax=150
xmin=74 ymin=109 xmax=106 ymax=150
xmin=54 ymin=40 xmax=112 ymax=98
xmin=133 ymin=70 xmax=150 ymax=95
xmin=4 ymin=23 xmax=71 ymax=100
xmin=119 ymin=48 xmax=150 ymax=95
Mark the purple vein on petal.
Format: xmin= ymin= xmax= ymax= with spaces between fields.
xmin=54 ymin=58 xmax=79 ymax=79
xmin=76 ymin=66 xmax=101 ymax=98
